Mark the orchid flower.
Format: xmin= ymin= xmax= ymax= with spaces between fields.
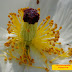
xmin=0 ymin=0 xmax=72 ymax=72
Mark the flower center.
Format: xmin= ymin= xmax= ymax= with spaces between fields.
xmin=23 ymin=8 xmax=40 ymax=24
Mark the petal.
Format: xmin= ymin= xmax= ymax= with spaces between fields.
xmin=29 ymin=0 xmax=59 ymax=24
xmin=0 ymin=58 xmax=24 ymax=72
xmin=53 ymin=0 xmax=72 ymax=44
xmin=0 ymin=27 xmax=8 ymax=41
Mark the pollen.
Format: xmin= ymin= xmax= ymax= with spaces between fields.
xmin=9 ymin=57 xmax=12 ymax=60
xmin=7 ymin=36 xmax=11 ymax=39
xmin=49 ymin=61 xmax=52 ymax=63
xmin=11 ymin=49 xmax=14 ymax=51
xmin=4 ymin=58 xmax=7 ymax=61
xmin=8 ymin=15 xmax=10 ymax=17
xmin=45 ymin=68 xmax=49 ymax=72
xmin=19 ymin=62 xmax=22 ymax=65
xmin=16 ymin=46 xmax=19 ymax=49
xmin=37 ymin=8 xmax=40 ymax=11
xmin=69 ymin=60 xmax=72 ymax=64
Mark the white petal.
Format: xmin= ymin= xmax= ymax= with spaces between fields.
xmin=0 ymin=58 xmax=25 ymax=72
xmin=0 ymin=27 xmax=8 ymax=41
xmin=53 ymin=0 xmax=72 ymax=44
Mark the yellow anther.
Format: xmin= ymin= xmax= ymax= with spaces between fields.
xmin=49 ymin=61 xmax=52 ymax=63
xmin=16 ymin=46 xmax=19 ymax=49
xmin=54 ymin=51 xmax=57 ymax=54
xmin=19 ymin=62 xmax=22 ymax=65
xmin=53 ymin=43 xmax=55 ymax=46
xmin=48 ymin=52 xmax=51 ymax=55
xmin=17 ymin=15 xmax=20 ymax=17
xmin=45 ymin=59 xmax=47 ymax=64
xmin=62 ymin=51 xmax=65 ymax=54
xmin=11 ymin=49 xmax=14 ymax=51
xmin=31 ymin=59 xmax=35 ymax=63
xmin=7 ymin=37 xmax=11 ymax=39
xmin=68 ymin=48 xmax=70 ymax=50
xmin=24 ymin=59 xmax=27 ymax=64
xmin=11 ymin=45 xmax=14 ymax=48
xmin=8 ymin=21 xmax=11 ymax=23
xmin=9 ymin=57 xmax=12 ymax=60
xmin=59 ymin=42 xmax=61 ymax=44
xmin=48 ymin=16 xmax=50 ymax=18
xmin=43 ymin=19 xmax=45 ymax=22
xmin=8 ymin=15 xmax=10 ymax=17
xmin=29 ymin=63 xmax=32 ymax=66
xmin=45 ymin=68 xmax=49 ymax=72
xmin=4 ymin=42 xmax=10 ymax=47
xmin=10 ymin=17 xmax=13 ymax=20
xmin=69 ymin=60 xmax=72 ymax=63
xmin=16 ymin=58 xmax=19 ymax=60
xmin=37 ymin=8 xmax=40 ymax=11
xmin=51 ymin=20 xmax=53 ymax=22
xmin=61 ymin=48 xmax=63 ymax=51
xmin=4 ymin=58 xmax=7 ymax=61
xmin=59 ymin=26 xmax=62 ymax=30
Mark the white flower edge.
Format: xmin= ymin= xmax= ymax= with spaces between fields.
xmin=53 ymin=0 xmax=72 ymax=45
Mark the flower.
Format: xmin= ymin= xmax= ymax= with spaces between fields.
xmin=0 ymin=0 xmax=72 ymax=72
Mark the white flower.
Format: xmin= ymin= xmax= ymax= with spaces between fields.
xmin=0 ymin=0 xmax=72 ymax=72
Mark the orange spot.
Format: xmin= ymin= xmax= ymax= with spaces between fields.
xmin=10 ymin=18 xmax=13 ymax=20
xmin=11 ymin=49 xmax=14 ymax=51
xmin=11 ymin=45 xmax=14 ymax=48
xmin=48 ymin=52 xmax=51 ymax=55
xmin=7 ymin=37 xmax=11 ymax=39
xmin=29 ymin=63 xmax=32 ymax=66
xmin=8 ymin=15 xmax=10 ymax=17
xmin=68 ymin=48 xmax=70 ymax=50
xmin=4 ymin=42 xmax=10 ymax=47
xmin=16 ymin=46 xmax=19 ymax=49
xmin=69 ymin=60 xmax=72 ymax=63
xmin=23 ymin=55 xmax=26 ymax=58
xmin=59 ymin=27 xmax=62 ymax=30
xmin=31 ymin=59 xmax=35 ymax=63
xmin=37 ymin=8 xmax=40 ymax=11
xmin=9 ymin=57 xmax=12 ymax=60
xmin=17 ymin=15 xmax=20 ymax=17
xmin=24 ymin=59 xmax=27 ymax=64
xmin=14 ymin=13 xmax=16 ymax=16
xmin=49 ymin=61 xmax=52 ymax=63
xmin=20 ymin=56 xmax=22 ymax=59
xmin=45 ymin=68 xmax=49 ymax=72
xmin=61 ymin=48 xmax=63 ymax=51
xmin=59 ymin=42 xmax=61 ymax=44
xmin=19 ymin=62 xmax=22 ymax=65
xmin=16 ymin=58 xmax=19 ymax=60
xmin=27 ymin=29 xmax=30 ymax=32
xmin=53 ymin=43 xmax=55 ymax=46
xmin=4 ymin=58 xmax=7 ymax=61
xmin=48 ymin=16 xmax=50 ymax=18
xmin=51 ymin=20 xmax=53 ymax=22
xmin=8 ymin=21 xmax=11 ymax=23
xmin=45 ymin=59 xmax=47 ymax=64
xmin=43 ymin=19 xmax=45 ymax=22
